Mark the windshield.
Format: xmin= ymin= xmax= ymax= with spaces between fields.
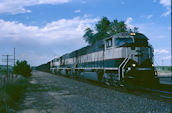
xmin=115 ymin=38 xmax=133 ymax=47
xmin=115 ymin=37 xmax=149 ymax=47
xmin=134 ymin=39 xmax=148 ymax=47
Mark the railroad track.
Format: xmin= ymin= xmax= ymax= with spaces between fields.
xmin=146 ymin=88 xmax=172 ymax=95
xmin=84 ymin=78 xmax=172 ymax=103
xmin=54 ymin=73 xmax=172 ymax=103
xmin=145 ymin=87 xmax=172 ymax=100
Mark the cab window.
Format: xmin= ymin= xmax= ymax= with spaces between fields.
xmin=106 ymin=38 xmax=112 ymax=48
xmin=115 ymin=38 xmax=133 ymax=47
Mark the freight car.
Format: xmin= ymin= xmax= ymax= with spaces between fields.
xmin=50 ymin=32 xmax=159 ymax=87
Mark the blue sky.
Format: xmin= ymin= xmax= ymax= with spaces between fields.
xmin=0 ymin=0 xmax=171 ymax=66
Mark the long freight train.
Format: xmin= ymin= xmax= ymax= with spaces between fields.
xmin=50 ymin=32 xmax=159 ymax=86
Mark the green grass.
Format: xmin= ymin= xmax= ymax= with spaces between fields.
xmin=0 ymin=77 xmax=29 ymax=113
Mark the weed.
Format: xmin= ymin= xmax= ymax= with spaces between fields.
xmin=0 ymin=77 xmax=29 ymax=112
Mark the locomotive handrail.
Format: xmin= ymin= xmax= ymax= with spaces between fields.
xmin=121 ymin=54 xmax=132 ymax=79
xmin=118 ymin=54 xmax=132 ymax=81
xmin=51 ymin=67 xmax=119 ymax=70
xmin=118 ymin=57 xmax=128 ymax=80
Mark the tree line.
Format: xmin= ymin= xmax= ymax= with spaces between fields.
xmin=83 ymin=17 xmax=139 ymax=45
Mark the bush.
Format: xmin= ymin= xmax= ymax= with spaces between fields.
xmin=0 ymin=67 xmax=6 ymax=75
xmin=14 ymin=60 xmax=32 ymax=77
xmin=0 ymin=77 xmax=29 ymax=112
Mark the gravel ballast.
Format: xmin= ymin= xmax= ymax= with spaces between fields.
xmin=16 ymin=71 xmax=172 ymax=113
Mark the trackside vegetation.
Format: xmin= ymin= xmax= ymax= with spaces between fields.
xmin=14 ymin=60 xmax=32 ymax=77
xmin=0 ymin=77 xmax=29 ymax=112
xmin=0 ymin=60 xmax=31 ymax=112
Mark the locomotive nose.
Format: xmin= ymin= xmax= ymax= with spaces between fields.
xmin=133 ymin=47 xmax=152 ymax=65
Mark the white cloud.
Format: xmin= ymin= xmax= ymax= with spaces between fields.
xmin=19 ymin=52 xmax=53 ymax=65
xmin=161 ymin=7 xmax=171 ymax=17
xmin=146 ymin=15 xmax=153 ymax=19
xmin=159 ymin=0 xmax=171 ymax=17
xmin=0 ymin=17 xmax=99 ymax=65
xmin=141 ymin=14 xmax=153 ymax=19
xmin=125 ymin=17 xmax=134 ymax=29
xmin=0 ymin=0 xmax=70 ymax=14
xmin=160 ymin=0 xmax=171 ymax=7
xmin=154 ymin=49 xmax=171 ymax=65
xmin=154 ymin=49 xmax=169 ymax=54
xmin=74 ymin=9 xmax=81 ymax=13
xmin=162 ymin=56 xmax=172 ymax=60
xmin=0 ymin=17 xmax=98 ymax=43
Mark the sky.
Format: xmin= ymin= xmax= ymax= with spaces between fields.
xmin=0 ymin=0 xmax=171 ymax=66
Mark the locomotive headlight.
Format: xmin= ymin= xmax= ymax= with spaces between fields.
xmin=128 ymin=67 xmax=131 ymax=70
xmin=132 ymin=63 xmax=136 ymax=67
xmin=152 ymin=64 xmax=154 ymax=67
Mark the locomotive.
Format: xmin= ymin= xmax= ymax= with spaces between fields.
xmin=50 ymin=32 xmax=159 ymax=87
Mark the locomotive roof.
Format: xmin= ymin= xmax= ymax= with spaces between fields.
xmin=104 ymin=32 xmax=148 ymax=40
xmin=68 ymin=40 xmax=104 ymax=58
xmin=57 ymin=32 xmax=149 ymax=59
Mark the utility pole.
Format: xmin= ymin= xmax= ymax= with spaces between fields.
xmin=14 ymin=48 xmax=15 ymax=67
xmin=2 ymin=55 xmax=13 ymax=78
xmin=7 ymin=55 xmax=8 ymax=78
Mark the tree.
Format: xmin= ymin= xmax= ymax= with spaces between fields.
xmin=109 ymin=19 xmax=127 ymax=35
xmin=133 ymin=27 xmax=139 ymax=33
xmin=83 ymin=16 xmax=139 ymax=45
xmin=83 ymin=17 xmax=111 ymax=45
xmin=83 ymin=28 xmax=95 ymax=45
xmin=127 ymin=27 xmax=139 ymax=33
xmin=95 ymin=17 xmax=111 ymax=41
xmin=95 ymin=17 xmax=110 ymax=33
xmin=14 ymin=60 xmax=32 ymax=77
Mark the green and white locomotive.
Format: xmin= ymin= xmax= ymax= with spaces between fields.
xmin=50 ymin=32 xmax=159 ymax=86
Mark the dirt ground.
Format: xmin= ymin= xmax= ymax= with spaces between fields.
xmin=15 ymin=71 xmax=172 ymax=113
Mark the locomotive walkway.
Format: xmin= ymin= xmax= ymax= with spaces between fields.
xmin=15 ymin=71 xmax=171 ymax=113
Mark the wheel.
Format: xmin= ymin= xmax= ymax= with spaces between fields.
xmin=109 ymin=75 xmax=115 ymax=86
xmin=75 ymin=70 xmax=81 ymax=78
xmin=102 ymin=73 xmax=115 ymax=86
xmin=65 ymin=70 xmax=69 ymax=76
xmin=97 ymin=70 xmax=104 ymax=82
xmin=102 ymin=73 xmax=110 ymax=85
